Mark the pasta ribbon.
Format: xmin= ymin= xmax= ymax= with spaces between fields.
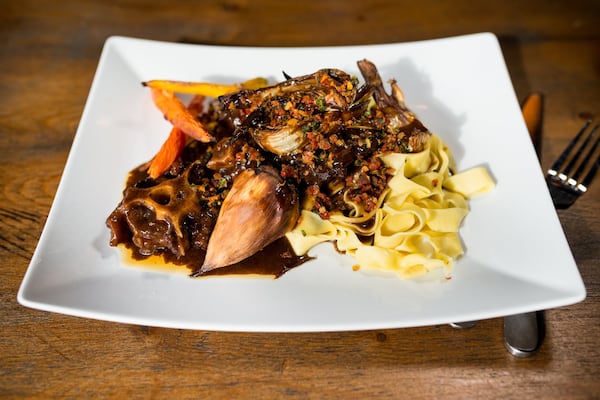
xmin=443 ymin=167 xmax=495 ymax=197
xmin=285 ymin=134 xmax=495 ymax=279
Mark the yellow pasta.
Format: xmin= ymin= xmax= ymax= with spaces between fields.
xmin=285 ymin=134 xmax=495 ymax=279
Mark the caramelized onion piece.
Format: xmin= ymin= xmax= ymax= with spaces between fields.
xmin=198 ymin=166 xmax=299 ymax=273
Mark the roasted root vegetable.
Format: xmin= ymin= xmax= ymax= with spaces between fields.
xmin=143 ymin=77 xmax=268 ymax=97
xmin=148 ymin=95 xmax=205 ymax=178
xmin=146 ymin=77 xmax=269 ymax=178
xmin=147 ymin=127 xmax=186 ymax=179
xmin=144 ymin=80 xmax=240 ymax=97
xmin=150 ymin=88 xmax=214 ymax=143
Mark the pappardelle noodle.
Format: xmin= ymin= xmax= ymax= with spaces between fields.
xmin=286 ymin=134 xmax=494 ymax=279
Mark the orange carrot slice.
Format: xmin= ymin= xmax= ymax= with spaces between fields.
xmin=147 ymin=127 xmax=186 ymax=178
xmin=148 ymin=95 xmax=206 ymax=178
xmin=240 ymin=77 xmax=269 ymax=90
xmin=143 ymin=77 xmax=269 ymax=97
xmin=150 ymin=88 xmax=214 ymax=143
xmin=185 ymin=94 xmax=206 ymax=115
xmin=144 ymin=80 xmax=240 ymax=97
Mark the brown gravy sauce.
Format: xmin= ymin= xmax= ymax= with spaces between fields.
xmin=122 ymin=237 xmax=313 ymax=279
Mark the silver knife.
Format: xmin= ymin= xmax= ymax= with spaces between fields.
xmin=503 ymin=93 xmax=545 ymax=357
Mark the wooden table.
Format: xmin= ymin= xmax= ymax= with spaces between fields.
xmin=2 ymin=1 xmax=598 ymax=398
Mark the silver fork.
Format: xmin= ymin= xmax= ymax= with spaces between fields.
xmin=546 ymin=120 xmax=599 ymax=209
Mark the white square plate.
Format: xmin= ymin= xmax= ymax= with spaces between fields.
xmin=18 ymin=33 xmax=585 ymax=331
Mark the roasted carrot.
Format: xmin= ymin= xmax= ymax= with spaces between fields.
xmin=147 ymin=127 xmax=186 ymax=178
xmin=146 ymin=76 xmax=269 ymax=178
xmin=143 ymin=77 xmax=269 ymax=97
xmin=185 ymin=94 xmax=206 ymax=115
xmin=240 ymin=77 xmax=269 ymax=90
xmin=144 ymin=80 xmax=240 ymax=97
xmin=148 ymin=95 xmax=206 ymax=178
xmin=150 ymin=88 xmax=214 ymax=143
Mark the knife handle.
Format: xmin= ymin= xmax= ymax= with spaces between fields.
xmin=521 ymin=92 xmax=544 ymax=159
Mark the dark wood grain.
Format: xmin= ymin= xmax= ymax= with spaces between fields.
xmin=1 ymin=1 xmax=599 ymax=398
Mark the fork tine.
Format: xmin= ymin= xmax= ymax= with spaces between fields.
xmin=548 ymin=120 xmax=592 ymax=181
xmin=567 ymin=125 xmax=599 ymax=187
xmin=577 ymin=145 xmax=600 ymax=193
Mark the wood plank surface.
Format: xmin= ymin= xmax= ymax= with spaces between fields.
xmin=1 ymin=1 xmax=598 ymax=398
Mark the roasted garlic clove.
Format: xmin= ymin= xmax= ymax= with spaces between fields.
xmin=198 ymin=166 xmax=299 ymax=273
xmin=252 ymin=125 xmax=307 ymax=155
